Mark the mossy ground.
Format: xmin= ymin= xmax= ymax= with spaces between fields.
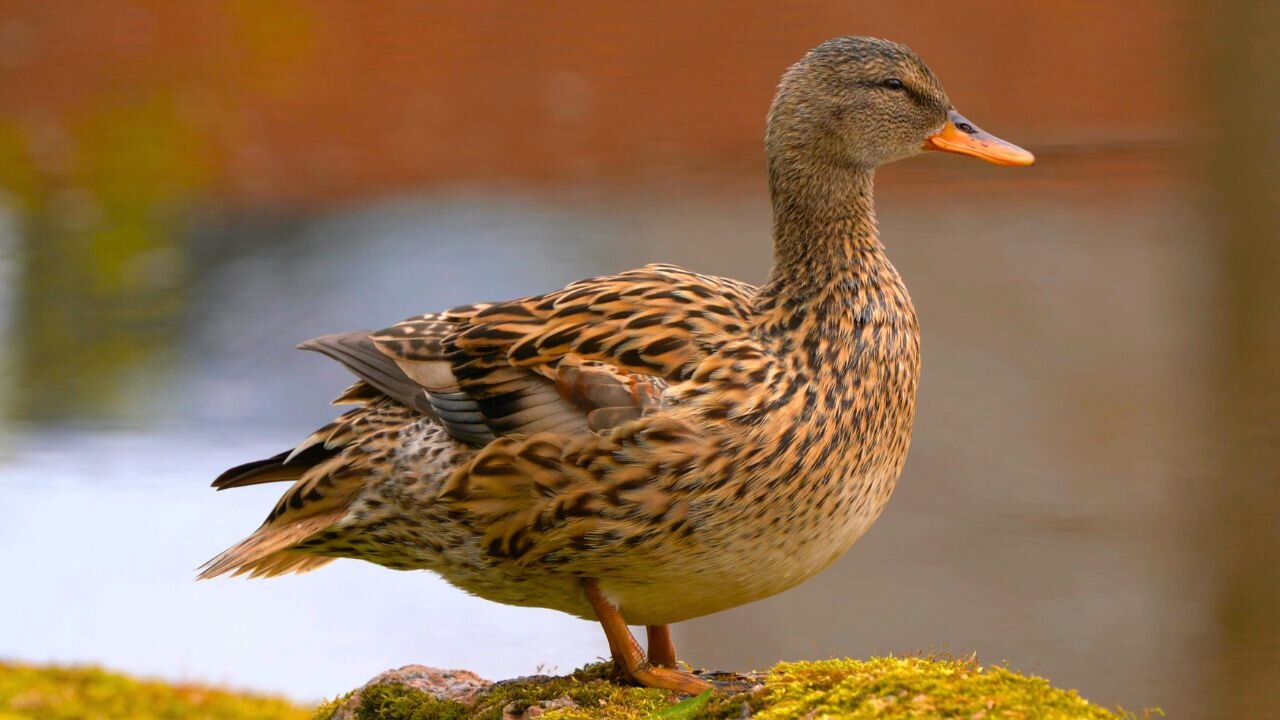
xmin=312 ymin=664 xmax=673 ymax=720
xmin=315 ymin=656 xmax=1157 ymax=720
xmin=0 ymin=661 xmax=311 ymax=720
xmin=0 ymin=656 xmax=1155 ymax=720
xmin=740 ymin=657 xmax=1152 ymax=720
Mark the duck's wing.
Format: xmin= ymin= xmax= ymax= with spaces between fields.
xmin=368 ymin=263 xmax=758 ymax=444
xmin=200 ymin=263 xmax=758 ymax=578
xmin=208 ymin=263 xmax=756 ymax=493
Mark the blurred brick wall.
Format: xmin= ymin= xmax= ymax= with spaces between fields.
xmin=0 ymin=1 xmax=1193 ymax=206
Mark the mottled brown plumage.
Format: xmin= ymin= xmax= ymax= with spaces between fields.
xmin=201 ymin=36 xmax=1032 ymax=693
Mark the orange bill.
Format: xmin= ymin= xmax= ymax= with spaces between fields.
xmin=924 ymin=110 xmax=1035 ymax=166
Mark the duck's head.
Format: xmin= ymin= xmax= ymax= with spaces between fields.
xmin=766 ymin=36 xmax=1033 ymax=173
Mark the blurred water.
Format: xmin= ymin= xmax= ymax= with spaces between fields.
xmin=0 ymin=153 xmax=1220 ymax=714
xmin=0 ymin=431 xmax=604 ymax=700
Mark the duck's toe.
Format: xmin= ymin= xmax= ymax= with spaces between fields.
xmin=627 ymin=666 xmax=713 ymax=695
xmin=696 ymin=669 xmax=760 ymax=694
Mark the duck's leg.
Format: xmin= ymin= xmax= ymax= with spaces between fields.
xmin=645 ymin=625 xmax=678 ymax=668
xmin=584 ymin=580 xmax=710 ymax=695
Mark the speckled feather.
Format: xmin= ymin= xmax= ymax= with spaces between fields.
xmin=201 ymin=37 xmax=934 ymax=627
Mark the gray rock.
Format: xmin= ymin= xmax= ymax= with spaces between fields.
xmin=328 ymin=665 xmax=492 ymax=719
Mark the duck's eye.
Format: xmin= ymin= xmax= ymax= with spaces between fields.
xmin=883 ymin=78 xmax=905 ymax=90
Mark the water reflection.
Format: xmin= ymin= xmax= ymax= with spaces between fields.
xmin=5 ymin=95 xmax=208 ymax=423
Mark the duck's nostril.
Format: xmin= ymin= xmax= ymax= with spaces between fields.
xmin=956 ymin=122 xmax=976 ymax=134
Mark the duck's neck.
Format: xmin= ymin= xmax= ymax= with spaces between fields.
xmin=758 ymin=160 xmax=888 ymax=320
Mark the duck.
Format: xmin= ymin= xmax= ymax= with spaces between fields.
xmin=200 ymin=36 xmax=1033 ymax=695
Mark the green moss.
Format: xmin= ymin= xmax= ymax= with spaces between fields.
xmin=0 ymin=661 xmax=311 ymax=720
xmin=312 ymin=692 xmax=353 ymax=720
xmin=344 ymin=683 xmax=470 ymax=720
xmin=474 ymin=664 xmax=669 ymax=720
xmin=322 ymin=656 xmax=1153 ymax=720
xmin=739 ymin=656 xmax=1152 ymax=720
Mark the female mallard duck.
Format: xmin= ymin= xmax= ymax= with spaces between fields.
xmin=201 ymin=36 xmax=1032 ymax=694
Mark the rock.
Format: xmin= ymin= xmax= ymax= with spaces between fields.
xmin=326 ymin=665 xmax=491 ymax=719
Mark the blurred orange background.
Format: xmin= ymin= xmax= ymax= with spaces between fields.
xmin=1 ymin=1 xmax=1191 ymax=203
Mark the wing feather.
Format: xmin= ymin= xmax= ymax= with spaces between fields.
xmin=366 ymin=264 xmax=755 ymax=445
xmin=205 ymin=264 xmax=759 ymax=577
xmin=298 ymin=331 xmax=436 ymax=416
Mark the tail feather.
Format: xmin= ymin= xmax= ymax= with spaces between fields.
xmin=203 ymin=393 xmax=423 ymax=581
xmin=212 ymin=451 xmax=298 ymax=490
xmin=197 ymin=513 xmax=342 ymax=579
